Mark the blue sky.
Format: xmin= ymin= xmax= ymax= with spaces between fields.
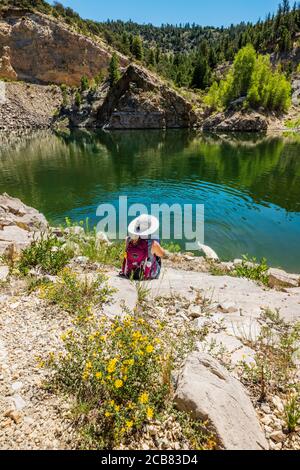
xmin=50 ymin=0 xmax=284 ymax=27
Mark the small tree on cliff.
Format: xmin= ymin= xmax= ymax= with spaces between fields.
xmin=109 ymin=53 xmax=121 ymax=86
xmin=131 ymin=36 xmax=144 ymax=61
xmin=80 ymin=75 xmax=89 ymax=92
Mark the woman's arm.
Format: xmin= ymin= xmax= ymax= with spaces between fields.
xmin=151 ymin=240 xmax=165 ymax=258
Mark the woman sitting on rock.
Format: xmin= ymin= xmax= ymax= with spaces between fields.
xmin=120 ymin=214 xmax=165 ymax=280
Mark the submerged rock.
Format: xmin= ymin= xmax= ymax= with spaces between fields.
xmin=174 ymin=352 xmax=268 ymax=450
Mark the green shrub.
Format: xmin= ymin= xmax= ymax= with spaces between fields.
xmin=75 ymin=91 xmax=82 ymax=107
xmin=40 ymin=268 xmax=113 ymax=315
xmin=205 ymin=45 xmax=291 ymax=113
xmin=285 ymin=394 xmax=300 ymax=433
xmin=240 ymin=317 xmax=300 ymax=399
xmin=80 ymin=75 xmax=89 ymax=92
xmin=60 ymin=84 xmax=69 ymax=107
xmin=17 ymin=235 xmax=72 ymax=275
xmin=285 ymin=117 xmax=300 ymax=129
xmin=233 ymin=255 xmax=269 ymax=285
xmin=162 ymin=242 xmax=181 ymax=254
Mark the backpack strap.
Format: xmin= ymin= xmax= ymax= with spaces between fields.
xmin=147 ymin=239 xmax=153 ymax=259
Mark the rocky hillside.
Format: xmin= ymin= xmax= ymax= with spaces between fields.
xmin=0 ymin=194 xmax=300 ymax=450
xmin=65 ymin=64 xmax=199 ymax=130
xmin=0 ymin=7 xmax=128 ymax=86
xmin=0 ymin=81 xmax=62 ymax=131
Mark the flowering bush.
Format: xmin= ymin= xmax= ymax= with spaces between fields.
xmin=47 ymin=314 xmax=172 ymax=449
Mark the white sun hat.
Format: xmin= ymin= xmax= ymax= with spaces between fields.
xmin=128 ymin=214 xmax=160 ymax=240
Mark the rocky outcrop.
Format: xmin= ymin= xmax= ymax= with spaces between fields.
xmin=203 ymin=110 xmax=268 ymax=132
xmin=0 ymin=8 xmax=128 ymax=86
xmin=67 ymin=64 xmax=199 ymax=129
xmin=268 ymin=268 xmax=300 ymax=289
xmin=0 ymin=45 xmax=16 ymax=80
xmin=174 ymin=352 xmax=268 ymax=450
xmin=0 ymin=193 xmax=47 ymax=255
xmin=0 ymin=81 xmax=62 ymax=131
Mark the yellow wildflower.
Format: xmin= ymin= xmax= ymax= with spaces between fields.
xmin=114 ymin=379 xmax=124 ymax=389
xmin=82 ymin=371 xmax=90 ymax=381
xmin=86 ymin=361 xmax=92 ymax=370
xmin=133 ymin=331 xmax=142 ymax=341
xmin=126 ymin=420 xmax=134 ymax=429
xmin=146 ymin=345 xmax=154 ymax=354
xmin=95 ymin=372 xmax=103 ymax=380
xmin=115 ymin=405 xmax=120 ymax=412
xmin=139 ymin=392 xmax=149 ymax=404
xmin=107 ymin=358 xmax=118 ymax=374
xmin=105 ymin=411 xmax=111 ymax=418
xmin=110 ymin=400 xmax=115 ymax=406
xmin=146 ymin=407 xmax=154 ymax=420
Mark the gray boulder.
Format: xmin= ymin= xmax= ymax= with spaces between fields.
xmin=203 ymin=110 xmax=268 ymax=132
xmin=268 ymin=268 xmax=300 ymax=289
xmin=0 ymin=193 xmax=47 ymax=254
xmin=174 ymin=352 xmax=268 ymax=450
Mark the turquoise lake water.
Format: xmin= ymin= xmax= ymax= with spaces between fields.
xmin=0 ymin=129 xmax=300 ymax=272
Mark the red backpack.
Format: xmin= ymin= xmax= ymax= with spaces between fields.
xmin=121 ymin=238 xmax=160 ymax=280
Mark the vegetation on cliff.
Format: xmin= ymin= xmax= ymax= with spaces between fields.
xmin=205 ymin=45 xmax=292 ymax=112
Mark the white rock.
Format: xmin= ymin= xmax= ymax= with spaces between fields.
xmin=261 ymin=415 xmax=273 ymax=426
xmin=268 ymin=268 xmax=299 ymax=289
xmin=0 ymin=265 xmax=9 ymax=282
xmin=218 ymin=302 xmax=238 ymax=314
xmin=200 ymin=332 xmax=243 ymax=354
xmin=62 ymin=241 xmax=81 ymax=256
xmin=96 ymin=231 xmax=112 ymax=246
xmin=261 ymin=404 xmax=271 ymax=414
xmin=197 ymin=243 xmax=219 ymax=261
xmin=270 ymin=431 xmax=285 ymax=443
xmin=188 ymin=305 xmax=202 ymax=318
xmin=225 ymin=316 xmax=261 ymax=342
xmin=64 ymin=226 xmax=85 ymax=237
xmin=74 ymin=256 xmax=89 ymax=265
xmin=231 ymin=346 xmax=256 ymax=367
xmin=193 ymin=317 xmax=211 ymax=329
xmin=234 ymin=259 xmax=243 ymax=265
xmin=174 ymin=352 xmax=268 ymax=450
xmin=272 ymin=396 xmax=284 ymax=414
xmin=11 ymin=381 xmax=23 ymax=392
xmin=13 ymin=394 xmax=27 ymax=411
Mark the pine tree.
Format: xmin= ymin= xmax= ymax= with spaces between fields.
xmin=131 ymin=36 xmax=144 ymax=61
xmin=191 ymin=55 xmax=211 ymax=89
xmin=109 ymin=53 xmax=121 ymax=86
